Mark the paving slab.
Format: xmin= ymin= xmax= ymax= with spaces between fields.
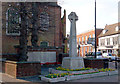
xmin=66 ymin=75 xmax=118 ymax=82
xmin=0 ymin=73 xmax=29 ymax=83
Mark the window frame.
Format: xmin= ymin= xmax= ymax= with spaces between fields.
xmin=6 ymin=7 xmax=21 ymax=36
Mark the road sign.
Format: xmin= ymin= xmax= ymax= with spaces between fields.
xmin=87 ymin=38 xmax=95 ymax=45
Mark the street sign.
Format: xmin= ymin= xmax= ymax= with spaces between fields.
xmin=87 ymin=38 xmax=95 ymax=45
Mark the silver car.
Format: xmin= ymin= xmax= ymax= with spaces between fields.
xmin=85 ymin=52 xmax=104 ymax=59
xmin=102 ymin=53 xmax=117 ymax=61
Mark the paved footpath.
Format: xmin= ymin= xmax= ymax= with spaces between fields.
xmin=66 ymin=75 xmax=119 ymax=82
xmin=0 ymin=73 xmax=30 ymax=83
xmin=1 ymin=73 xmax=119 ymax=83
xmin=0 ymin=62 xmax=120 ymax=83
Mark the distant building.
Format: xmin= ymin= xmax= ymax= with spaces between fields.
xmin=98 ymin=23 xmax=120 ymax=56
xmin=77 ymin=29 xmax=103 ymax=57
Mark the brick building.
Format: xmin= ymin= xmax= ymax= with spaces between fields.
xmin=77 ymin=29 xmax=103 ymax=57
xmin=1 ymin=2 xmax=66 ymax=63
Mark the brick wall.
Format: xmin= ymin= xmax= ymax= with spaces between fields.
xmin=17 ymin=62 xmax=41 ymax=77
xmin=84 ymin=58 xmax=104 ymax=69
xmin=5 ymin=61 xmax=17 ymax=77
xmin=54 ymin=7 xmax=62 ymax=47
xmin=4 ymin=61 xmax=41 ymax=78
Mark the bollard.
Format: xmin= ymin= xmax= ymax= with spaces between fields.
xmin=115 ymin=61 xmax=117 ymax=69
xmin=103 ymin=59 xmax=109 ymax=69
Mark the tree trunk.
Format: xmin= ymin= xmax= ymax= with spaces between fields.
xmin=19 ymin=2 xmax=28 ymax=61
xmin=31 ymin=2 xmax=38 ymax=47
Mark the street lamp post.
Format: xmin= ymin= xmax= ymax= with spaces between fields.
xmin=95 ymin=0 xmax=97 ymax=58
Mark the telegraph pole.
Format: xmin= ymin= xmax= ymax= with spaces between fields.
xmin=95 ymin=0 xmax=97 ymax=58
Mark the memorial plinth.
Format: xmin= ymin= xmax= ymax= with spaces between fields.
xmin=62 ymin=57 xmax=84 ymax=69
xmin=62 ymin=12 xmax=84 ymax=69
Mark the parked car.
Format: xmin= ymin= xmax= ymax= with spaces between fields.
xmin=102 ymin=53 xmax=117 ymax=61
xmin=85 ymin=52 xmax=94 ymax=58
xmin=85 ymin=52 xmax=104 ymax=59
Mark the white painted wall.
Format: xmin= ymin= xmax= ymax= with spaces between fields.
xmin=110 ymin=38 xmax=112 ymax=45
xmin=105 ymin=38 xmax=107 ymax=46
xmin=118 ymin=34 xmax=120 ymax=50
xmin=98 ymin=34 xmax=120 ymax=50
xmin=27 ymin=52 xmax=56 ymax=63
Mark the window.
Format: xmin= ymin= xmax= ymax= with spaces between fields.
xmin=6 ymin=7 xmax=21 ymax=35
xmin=92 ymin=34 xmax=95 ymax=38
xmin=82 ymin=36 xmax=84 ymax=44
xmin=39 ymin=12 xmax=49 ymax=31
xmin=79 ymin=37 xmax=80 ymax=44
xmin=96 ymin=52 xmax=102 ymax=56
xmin=89 ymin=35 xmax=91 ymax=38
xmin=113 ymin=37 xmax=118 ymax=45
xmin=89 ymin=47 xmax=91 ymax=52
xmin=115 ymin=26 xmax=119 ymax=31
xmin=85 ymin=36 xmax=87 ymax=44
xmin=106 ymin=38 xmax=110 ymax=45
xmin=100 ymin=39 xmax=105 ymax=46
xmin=85 ymin=47 xmax=87 ymax=54
xmin=109 ymin=54 xmax=112 ymax=56
xmin=103 ymin=30 xmax=108 ymax=34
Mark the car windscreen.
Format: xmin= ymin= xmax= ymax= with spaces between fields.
xmin=97 ymin=52 xmax=102 ymax=56
xmin=92 ymin=52 xmax=102 ymax=56
xmin=109 ymin=54 xmax=112 ymax=56
xmin=86 ymin=52 xmax=93 ymax=56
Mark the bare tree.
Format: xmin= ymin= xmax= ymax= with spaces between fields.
xmin=18 ymin=2 xmax=28 ymax=61
xmin=31 ymin=2 xmax=38 ymax=47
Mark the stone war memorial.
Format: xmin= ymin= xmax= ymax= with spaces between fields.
xmin=62 ymin=12 xmax=85 ymax=69
xmin=1 ymin=1 xmax=119 ymax=83
xmin=40 ymin=12 xmax=118 ymax=83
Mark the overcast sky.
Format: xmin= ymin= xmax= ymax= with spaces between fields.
xmin=58 ymin=0 xmax=119 ymax=35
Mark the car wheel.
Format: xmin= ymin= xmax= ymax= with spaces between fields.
xmin=109 ymin=58 xmax=112 ymax=62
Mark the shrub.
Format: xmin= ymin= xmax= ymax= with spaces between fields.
xmin=45 ymin=73 xmax=69 ymax=78
xmin=98 ymin=68 xmax=115 ymax=72
xmin=56 ymin=67 xmax=92 ymax=71
xmin=45 ymin=68 xmax=115 ymax=78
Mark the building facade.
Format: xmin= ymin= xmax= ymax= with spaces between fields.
xmin=98 ymin=23 xmax=120 ymax=56
xmin=1 ymin=2 xmax=66 ymax=63
xmin=77 ymin=29 xmax=103 ymax=57
xmin=1 ymin=2 xmax=66 ymax=54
